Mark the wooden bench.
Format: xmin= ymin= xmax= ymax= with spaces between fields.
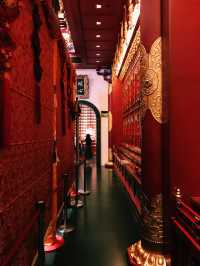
xmin=113 ymin=143 xmax=142 ymax=214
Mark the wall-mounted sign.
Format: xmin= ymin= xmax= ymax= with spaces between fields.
xmin=76 ymin=75 xmax=89 ymax=99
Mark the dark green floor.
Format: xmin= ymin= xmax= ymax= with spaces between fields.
xmin=45 ymin=162 xmax=140 ymax=266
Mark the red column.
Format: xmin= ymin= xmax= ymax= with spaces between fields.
xmin=141 ymin=0 xmax=162 ymax=197
xmin=128 ymin=1 xmax=171 ymax=265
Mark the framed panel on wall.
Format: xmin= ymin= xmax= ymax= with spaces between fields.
xmin=76 ymin=75 xmax=89 ymax=99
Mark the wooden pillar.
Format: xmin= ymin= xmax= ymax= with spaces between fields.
xmin=128 ymin=1 xmax=170 ymax=265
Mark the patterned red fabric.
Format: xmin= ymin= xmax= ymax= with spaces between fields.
xmin=0 ymin=77 xmax=11 ymax=148
xmin=0 ymin=1 xmax=74 ymax=265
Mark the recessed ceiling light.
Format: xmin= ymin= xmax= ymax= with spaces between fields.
xmin=96 ymin=4 xmax=102 ymax=9
xmin=96 ymin=60 xmax=100 ymax=63
xmin=96 ymin=34 xmax=101 ymax=38
xmin=96 ymin=53 xmax=101 ymax=56
xmin=96 ymin=45 xmax=101 ymax=48
xmin=96 ymin=21 xmax=101 ymax=25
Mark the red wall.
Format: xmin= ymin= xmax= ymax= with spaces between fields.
xmin=169 ymin=1 xmax=200 ymax=200
xmin=0 ymin=1 xmax=74 ymax=265
xmin=141 ymin=0 xmax=161 ymax=52
xmin=110 ymin=78 xmax=123 ymax=148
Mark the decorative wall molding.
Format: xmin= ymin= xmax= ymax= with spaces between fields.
xmin=112 ymin=0 xmax=140 ymax=76
xmin=141 ymin=37 xmax=168 ymax=124
xmin=119 ymin=27 xmax=140 ymax=81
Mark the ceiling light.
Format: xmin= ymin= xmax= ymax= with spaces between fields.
xmin=96 ymin=45 xmax=101 ymax=48
xmin=96 ymin=21 xmax=101 ymax=25
xmin=96 ymin=4 xmax=102 ymax=9
xmin=96 ymin=53 xmax=101 ymax=56
xmin=96 ymin=34 xmax=101 ymax=38
xmin=96 ymin=60 xmax=100 ymax=63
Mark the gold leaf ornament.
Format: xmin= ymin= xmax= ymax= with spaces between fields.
xmin=141 ymin=37 xmax=168 ymax=123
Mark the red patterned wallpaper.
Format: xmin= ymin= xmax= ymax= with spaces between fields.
xmin=0 ymin=1 xmax=74 ymax=265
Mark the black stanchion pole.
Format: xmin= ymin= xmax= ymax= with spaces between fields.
xmin=71 ymin=98 xmax=84 ymax=208
xmin=71 ymin=162 xmax=84 ymax=208
xmin=79 ymin=159 xmax=91 ymax=195
xmin=58 ymin=173 xmax=75 ymax=234
xmin=75 ymin=162 xmax=79 ymax=205
xmin=84 ymin=160 xmax=87 ymax=192
xmin=36 ymin=201 xmax=45 ymax=266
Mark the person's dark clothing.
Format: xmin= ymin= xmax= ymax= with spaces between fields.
xmin=85 ymin=134 xmax=93 ymax=159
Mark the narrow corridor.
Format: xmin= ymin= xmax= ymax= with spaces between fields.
xmin=46 ymin=163 xmax=140 ymax=266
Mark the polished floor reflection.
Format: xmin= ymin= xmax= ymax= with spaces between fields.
xmin=46 ymin=162 xmax=140 ymax=266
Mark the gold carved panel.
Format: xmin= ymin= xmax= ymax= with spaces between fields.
xmin=141 ymin=37 xmax=168 ymax=124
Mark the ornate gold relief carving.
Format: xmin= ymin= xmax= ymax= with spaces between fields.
xmin=142 ymin=194 xmax=167 ymax=245
xmin=128 ymin=194 xmax=171 ymax=266
xmin=112 ymin=1 xmax=140 ymax=77
xmin=128 ymin=240 xmax=171 ymax=266
xmin=119 ymin=27 xmax=140 ymax=81
xmin=141 ymin=38 xmax=168 ymax=124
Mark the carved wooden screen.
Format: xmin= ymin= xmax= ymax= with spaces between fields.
xmin=122 ymin=52 xmax=141 ymax=148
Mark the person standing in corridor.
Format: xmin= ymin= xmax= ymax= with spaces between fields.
xmin=85 ymin=134 xmax=93 ymax=160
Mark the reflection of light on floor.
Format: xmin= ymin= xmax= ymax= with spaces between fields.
xmin=112 ymin=252 xmax=125 ymax=266
xmin=90 ymin=163 xmax=97 ymax=191
xmin=107 ymin=169 xmax=113 ymax=186
xmin=104 ymin=232 xmax=125 ymax=266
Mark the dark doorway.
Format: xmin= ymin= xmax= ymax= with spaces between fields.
xmin=79 ymin=100 xmax=101 ymax=168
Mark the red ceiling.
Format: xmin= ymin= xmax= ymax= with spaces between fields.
xmin=63 ymin=0 xmax=126 ymax=69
